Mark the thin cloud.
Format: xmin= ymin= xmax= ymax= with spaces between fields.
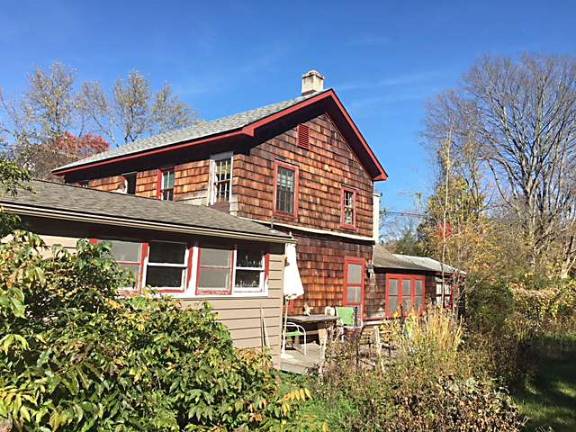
xmin=336 ymin=71 xmax=442 ymax=92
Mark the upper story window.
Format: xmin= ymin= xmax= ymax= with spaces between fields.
xmin=145 ymin=241 xmax=188 ymax=290
xmin=297 ymin=124 xmax=310 ymax=149
xmin=210 ymin=154 xmax=232 ymax=204
xmin=160 ymin=169 xmax=175 ymax=201
xmin=123 ymin=173 xmax=137 ymax=195
xmin=341 ymin=188 xmax=356 ymax=228
xmin=274 ymin=161 xmax=298 ymax=216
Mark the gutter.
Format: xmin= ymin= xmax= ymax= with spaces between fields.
xmin=245 ymin=217 xmax=376 ymax=243
xmin=1 ymin=202 xmax=294 ymax=244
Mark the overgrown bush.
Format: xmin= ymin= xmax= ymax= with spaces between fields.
xmin=464 ymin=277 xmax=576 ymax=387
xmin=0 ymin=231 xmax=316 ymax=431
xmin=314 ymin=308 xmax=524 ymax=432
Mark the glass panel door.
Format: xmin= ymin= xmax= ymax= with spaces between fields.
xmin=343 ymin=259 xmax=365 ymax=324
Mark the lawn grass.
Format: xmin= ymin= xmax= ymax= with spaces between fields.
xmin=512 ymin=334 xmax=576 ymax=432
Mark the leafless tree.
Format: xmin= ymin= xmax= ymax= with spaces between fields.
xmin=0 ymin=63 xmax=198 ymax=178
xmin=426 ymin=54 xmax=576 ymax=277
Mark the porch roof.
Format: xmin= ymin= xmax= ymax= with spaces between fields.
xmin=0 ymin=180 xmax=292 ymax=243
xmin=373 ymin=245 xmax=457 ymax=274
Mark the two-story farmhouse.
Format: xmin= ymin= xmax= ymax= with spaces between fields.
xmin=52 ymin=71 xmax=389 ymax=322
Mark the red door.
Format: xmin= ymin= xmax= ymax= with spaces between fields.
xmin=343 ymin=257 xmax=365 ymax=321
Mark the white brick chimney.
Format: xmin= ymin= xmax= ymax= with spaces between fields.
xmin=301 ymin=70 xmax=325 ymax=96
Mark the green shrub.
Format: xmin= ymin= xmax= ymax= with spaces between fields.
xmin=0 ymin=231 xmax=317 ymax=431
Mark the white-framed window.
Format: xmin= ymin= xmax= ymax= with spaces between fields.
xmin=196 ymin=245 xmax=267 ymax=296
xmin=160 ymin=169 xmax=175 ymax=201
xmin=107 ymin=239 xmax=142 ymax=290
xmin=233 ymin=249 xmax=266 ymax=294
xmin=145 ymin=241 xmax=188 ymax=290
xmin=341 ymin=188 xmax=356 ymax=227
xmin=209 ymin=153 xmax=233 ymax=205
xmin=196 ymin=247 xmax=233 ymax=295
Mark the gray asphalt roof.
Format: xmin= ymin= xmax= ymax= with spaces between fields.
xmin=0 ymin=180 xmax=290 ymax=241
xmin=55 ymin=89 xmax=329 ymax=171
xmin=373 ymin=245 xmax=457 ymax=274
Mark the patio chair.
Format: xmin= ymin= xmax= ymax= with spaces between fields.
xmin=335 ymin=306 xmax=356 ymax=340
xmin=283 ymin=321 xmax=307 ymax=355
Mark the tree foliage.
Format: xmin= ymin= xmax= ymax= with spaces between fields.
xmin=0 ymin=157 xmax=29 ymax=236
xmin=0 ymin=233 xmax=314 ymax=431
xmin=0 ymin=63 xmax=197 ymax=178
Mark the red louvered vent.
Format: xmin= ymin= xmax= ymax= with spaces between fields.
xmin=297 ymin=124 xmax=310 ymax=149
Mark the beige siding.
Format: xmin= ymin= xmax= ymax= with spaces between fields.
xmin=181 ymin=252 xmax=285 ymax=367
xmin=35 ymin=234 xmax=285 ymax=367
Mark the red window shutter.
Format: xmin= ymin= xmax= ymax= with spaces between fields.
xmin=297 ymin=124 xmax=310 ymax=149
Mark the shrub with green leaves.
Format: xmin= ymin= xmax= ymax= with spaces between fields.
xmin=0 ymin=232 xmax=316 ymax=431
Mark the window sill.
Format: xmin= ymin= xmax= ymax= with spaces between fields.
xmin=340 ymin=224 xmax=359 ymax=232
xmin=273 ymin=210 xmax=297 ymax=220
xmin=173 ymin=292 xmax=270 ymax=300
xmin=117 ymin=289 xmax=270 ymax=300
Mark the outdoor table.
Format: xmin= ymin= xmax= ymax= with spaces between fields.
xmin=286 ymin=314 xmax=339 ymax=346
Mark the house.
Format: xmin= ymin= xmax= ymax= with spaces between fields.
xmin=371 ymin=245 xmax=460 ymax=320
xmin=0 ymin=180 xmax=291 ymax=366
xmin=52 ymin=70 xmax=389 ymax=323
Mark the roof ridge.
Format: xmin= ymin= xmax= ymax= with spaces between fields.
xmin=53 ymin=89 xmax=332 ymax=172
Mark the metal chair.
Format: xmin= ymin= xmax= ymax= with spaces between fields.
xmin=282 ymin=321 xmax=307 ymax=355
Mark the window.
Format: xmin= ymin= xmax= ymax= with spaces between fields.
xmin=341 ymin=188 xmax=356 ymax=227
xmin=297 ymin=124 xmax=310 ymax=148
xmin=211 ymin=156 xmax=232 ymax=204
xmin=107 ymin=240 xmax=142 ymax=289
xmin=197 ymin=247 xmax=233 ymax=295
xmin=196 ymin=246 xmax=267 ymax=296
xmin=385 ymin=274 xmax=426 ymax=318
xmin=160 ymin=169 xmax=175 ymax=201
xmin=145 ymin=241 xmax=187 ymax=290
xmin=387 ymin=279 xmax=399 ymax=316
xmin=123 ymin=173 xmax=137 ymax=195
xmin=274 ymin=162 xmax=298 ymax=216
xmin=415 ymin=279 xmax=424 ymax=310
xmin=234 ymin=249 xmax=265 ymax=294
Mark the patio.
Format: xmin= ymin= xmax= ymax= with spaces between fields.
xmin=280 ymin=343 xmax=324 ymax=374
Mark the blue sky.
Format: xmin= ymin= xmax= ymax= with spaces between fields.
xmin=1 ymin=0 xmax=575 ymax=211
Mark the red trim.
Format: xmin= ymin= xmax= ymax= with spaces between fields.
xmin=53 ymin=130 xmax=245 ymax=175
xmin=264 ymin=252 xmax=270 ymax=279
xmin=384 ymin=273 xmax=426 ymax=318
xmin=272 ymin=160 xmax=299 ymax=219
xmin=297 ymin=124 xmax=310 ymax=149
xmin=53 ymin=90 xmax=388 ymax=181
xmin=340 ymin=187 xmax=358 ymax=230
xmin=195 ymin=246 xmax=234 ymax=296
xmin=343 ymin=257 xmax=366 ymax=317
xmin=157 ymin=167 xmax=175 ymax=200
